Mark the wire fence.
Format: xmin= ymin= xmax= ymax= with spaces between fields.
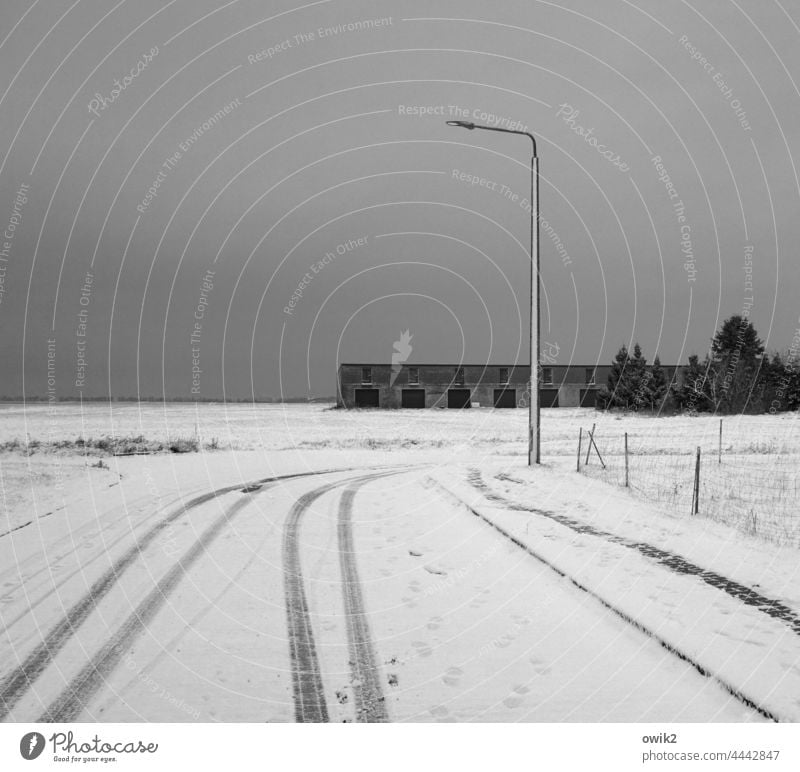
xmin=577 ymin=420 xmax=800 ymax=547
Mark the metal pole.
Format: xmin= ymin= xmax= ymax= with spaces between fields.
xmin=530 ymin=155 xmax=540 ymax=465
xmin=577 ymin=427 xmax=583 ymax=472
xmin=444 ymin=120 xmax=539 ymax=465
xmin=624 ymin=431 xmax=629 ymax=487
xmin=718 ymin=418 xmax=722 ymax=464
xmin=693 ymin=445 xmax=701 ymax=515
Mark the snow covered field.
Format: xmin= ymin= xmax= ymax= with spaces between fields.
xmin=1 ymin=403 xmax=799 ymax=722
xmin=2 ymin=402 xmax=799 ymax=543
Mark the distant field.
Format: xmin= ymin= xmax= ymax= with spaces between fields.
xmin=1 ymin=402 xmax=799 ymax=544
xmin=2 ymin=401 xmax=799 ymax=453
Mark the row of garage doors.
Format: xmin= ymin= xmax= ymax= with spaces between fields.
xmin=353 ymin=388 xmax=598 ymax=408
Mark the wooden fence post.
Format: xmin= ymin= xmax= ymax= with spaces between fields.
xmin=577 ymin=427 xmax=583 ymax=473
xmin=718 ymin=418 xmax=722 ymax=464
xmin=624 ymin=432 xmax=629 ymax=487
xmin=585 ymin=423 xmax=595 ymax=466
xmin=692 ymin=445 xmax=701 ymax=515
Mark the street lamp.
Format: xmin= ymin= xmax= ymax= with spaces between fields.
xmin=446 ymin=119 xmax=541 ymax=465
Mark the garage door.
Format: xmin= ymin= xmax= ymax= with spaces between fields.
xmin=540 ymin=389 xmax=559 ymax=408
xmin=493 ymin=388 xmax=517 ymax=408
xmin=447 ymin=389 xmax=471 ymax=409
xmin=580 ymin=389 xmax=597 ymax=407
xmin=401 ymin=389 xmax=426 ymax=408
xmin=354 ymin=388 xmax=380 ymax=408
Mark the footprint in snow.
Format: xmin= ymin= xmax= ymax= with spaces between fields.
xmin=412 ymin=641 xmax=433 ymax=658
xmin=424 ymin=565 xmax=447 ymax=576
xmin=442 ymin=667 xmax=463 ymax=686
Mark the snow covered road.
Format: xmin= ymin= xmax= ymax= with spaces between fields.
xmin=0 ymin=461 xmax=793 ymax=722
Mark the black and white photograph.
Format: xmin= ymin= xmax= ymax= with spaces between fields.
xmin=1 ymin=1 xmax=799 ymax=769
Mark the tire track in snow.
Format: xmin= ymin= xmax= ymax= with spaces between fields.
xmin=338 ymin=482 xmax=389 ymax=722
xmin=37 ymin=494 xmax=257 ymax=722
xmin=1 ymin=493 xmax=189 ymax=637
xmin=0 ymin=467 xmax=347 ymax=721
xmin=283 ymin=471 xmax=397 ymax=723
xmin=469 ymin=470 xmax=800 ymax=637
xmin=431 ymin=476 xmax=780 ymax=723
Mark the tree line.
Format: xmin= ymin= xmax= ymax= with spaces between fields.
xmin=597 ymin=315 xmax=800 ymax=414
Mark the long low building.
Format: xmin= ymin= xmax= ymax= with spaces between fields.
xmin=337 ymin=363 xmax=683 ymax=409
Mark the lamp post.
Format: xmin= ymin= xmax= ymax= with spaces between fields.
xmin=446 ymin=119 xmax=540 ymax=465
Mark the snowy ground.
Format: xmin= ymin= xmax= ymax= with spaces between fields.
xmin=1 ymin=404 xmax=799 ymax=722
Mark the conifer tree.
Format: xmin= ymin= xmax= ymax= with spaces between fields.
xmin=598 ymin=344 xmax=633 ymax=409
xmin=648 ymin=355 xmax=668 ymax=411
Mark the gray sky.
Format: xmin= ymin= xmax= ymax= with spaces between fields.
xmin=1 ymin=0 xmax=799 ymax=399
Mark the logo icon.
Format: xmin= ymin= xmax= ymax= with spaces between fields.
xmin=20 ymin=732 xmax=45 ymax=760
xmin=390 ymin=329 xmax=413 ymax=386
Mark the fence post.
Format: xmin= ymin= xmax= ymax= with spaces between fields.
xmin=624 ymin=432 xmax=629 ymax=488
xmin=718 ymin=418 xmax=722 ymax=464
xmin=692 ymin=445 xmax=701 ymax=515
xmin=577 ymin=427 xmax=583 ymax=473
xmin=585 ymin=423 xmax=595 ymax=466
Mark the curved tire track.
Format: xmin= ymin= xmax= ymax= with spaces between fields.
xmin=283 ymin=471 xmax=397 ymax=723
xmin=38 ymin=494 xmax=257 ymax=722
xmin=431 ymin=476 xmax=780 ymax=723
xmin=0 ymin=467 xmax=348 ymax=722
xmin=469 ymin=470 xmax=800 ymax=636
xmin=338 ymin=482 xmax=389 ymax=723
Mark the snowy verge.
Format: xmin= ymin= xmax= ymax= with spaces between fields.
xmin=428 ymin=464 xmax=800 ymax=722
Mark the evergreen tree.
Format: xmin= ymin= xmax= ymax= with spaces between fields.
xmin=709 ymin=315 xmax=765 ymax=413
xmin=597 ymin=344 xmax=629 ymax=409
xmin=628 ymin=343 xmax=649 ymax=410
xmin=672 ymin=354 xmax=713 ymax=413
xmin=767 ymin=351 xmax=800 ymax=412
xmin=647 ymin=355 xmax=668 ymax=411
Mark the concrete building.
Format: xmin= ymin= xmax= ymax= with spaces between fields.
xmin=337 ymin=363 xmax=683 ymax=409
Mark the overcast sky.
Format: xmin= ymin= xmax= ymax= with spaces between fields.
xmin=1 ymin=0 xmax=799 ymax=399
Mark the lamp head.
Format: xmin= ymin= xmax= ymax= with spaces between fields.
xmin=446 ymin=120 xmax=476 ymax=130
